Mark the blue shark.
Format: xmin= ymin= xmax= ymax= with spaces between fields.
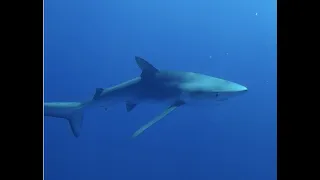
xmin=44 ymin=56 xmax=248 ymax=138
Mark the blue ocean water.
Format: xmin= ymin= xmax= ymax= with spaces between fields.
xmin=44 ymin=0 xmax=276 ymax=180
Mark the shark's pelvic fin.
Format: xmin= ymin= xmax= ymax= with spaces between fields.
xmin=126 ymin=101 xmax=137 ymax=112
xmin=93 ymin=88 xmax=104 ymax=100
xmin=44 ymin=102 xmax=85 ymax=137
xmin=132 ymin=100 xmax=185 ymax=138
xmin=135 ymin=56 xmax=159 ymax=80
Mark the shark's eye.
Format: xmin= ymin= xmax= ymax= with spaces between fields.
xmin=215 ymin=93 xmax=219 ymax=97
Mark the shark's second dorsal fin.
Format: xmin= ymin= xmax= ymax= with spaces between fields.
xmin=92 ymin=88 xmax=104 ymax=100
xmin=135 ymin=56 xmax=159 ymax=79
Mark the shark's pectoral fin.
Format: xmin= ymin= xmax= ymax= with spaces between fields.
xmin=126 ymin=101 xmax=137 ymax=112
xmin=93 ymin=88 xmax=104 ymax=100
xmin=132 ymin=100 xmax=185 ymax=138
xmin=135 ymin=56 xmax=159 ymax=79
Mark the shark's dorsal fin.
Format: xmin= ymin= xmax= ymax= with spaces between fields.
xmin=135 ymin=56 xmax=159 ymax=79
xmin=135 ymin=56 xmax=159 ymax=72
xmin=132 ymin=100 xmax=185 ymax=138
xmin=92 ymin=88 xmax=104 ymax=100
xmin=126 ymin=101 xmax=137 ymax=112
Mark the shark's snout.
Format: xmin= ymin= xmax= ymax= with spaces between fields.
xmin=236 ymin=85 xmax=248 ymax=96
xmin=227 ymin=82 xmax=248 ymax=93
xmin=238 ymin=85 xmax=248 ymax=92
xmin=224 ymin=82 xmax=248 ymax=98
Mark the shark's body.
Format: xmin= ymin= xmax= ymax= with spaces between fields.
xmin=44 ymin=56 xmax=248 ymax=138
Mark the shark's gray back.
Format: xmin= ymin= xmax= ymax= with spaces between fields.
xmin=152 ymin=70 xmax=232 ymax=93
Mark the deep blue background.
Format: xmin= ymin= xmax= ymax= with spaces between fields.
xmin=44 ymin=0 xmax=276 ymax=179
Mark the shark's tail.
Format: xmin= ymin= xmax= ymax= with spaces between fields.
xmin=44 ymin=102 xmax=86 ymax=137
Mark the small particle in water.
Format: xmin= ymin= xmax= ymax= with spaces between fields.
xmin=225 ymin=52 xmax=229 ymax=56
xmin=255 ymin=12 xmax=258 ymax=16
xmin=209 ymin=56 xmax=212 ymax=59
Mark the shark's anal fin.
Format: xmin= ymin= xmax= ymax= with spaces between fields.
xmin=100 ymin=105 xmax=108 ymax=111
xmin=135 ymin=56 xmax=159 ymax=79
xmin=126 ymin=101 xmax=137 ymax=112
xmin=100 ymin=106 xmax=108 ymax=111
xmin=132 ymin=100 xmax=185 ymax=138
xmin=93 ymin=88 xmax=104 ymax=100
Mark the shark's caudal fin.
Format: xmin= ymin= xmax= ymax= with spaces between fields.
xmin=44 ymin=102 xmax=85 ymax=137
